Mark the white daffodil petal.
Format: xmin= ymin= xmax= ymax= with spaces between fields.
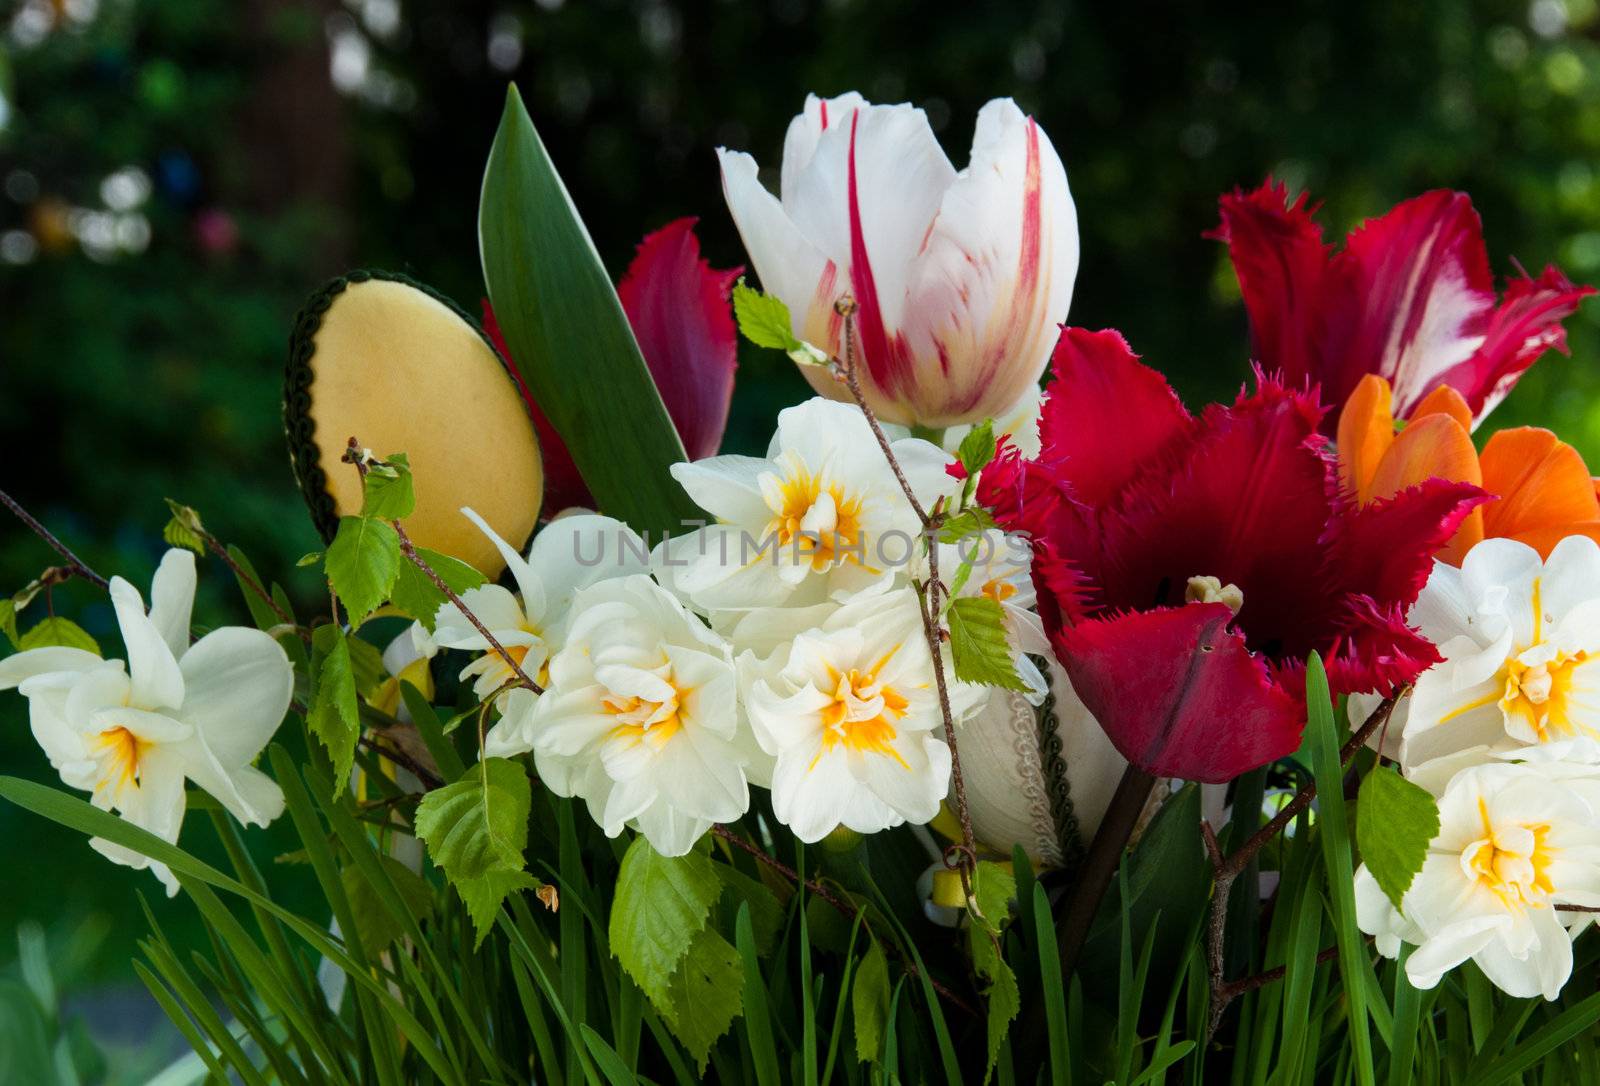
xmin=178 ymin=627 xmax=293 ymax=769
xmin=148 ymin=548 xmax=197 ymax=660
xmin=110 ymin=575 xmax=185 ymax=712
xmin=0 ymin=646 xmax=103 ymax=690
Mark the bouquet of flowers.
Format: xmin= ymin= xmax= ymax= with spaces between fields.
xmin=7 ymin=85 xmax=1600 ymax=1083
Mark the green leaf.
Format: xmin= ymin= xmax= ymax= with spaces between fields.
xmin=342 ymin=854 xmax=434 ymax=956
xmin=969 ymin=859 xmax=1016 ymax=935
xmin=360 ymin=452 xmax=416 ymax=520
xmin=732 ymin=279 xmax=828 ymax=366
xmin=946 ymin=595 xmax=1028 ymax=691
xmin=296 ymin=551 xmax=324 ymax=567
xmin=413 ymin=757 xmax=535 ymax=946
xmin=161 ymin=499 xmax=208 ymax=555
xmin=18 ymin=616 xmax=99 ymax=654
xmin=307 ymin=626 xmax=359 ymax=793
xmin=937 ymin=506 xmax=998 ymax=545
xmin=955 ymin=419 xmax=997 ymax=477
xmin=852 ymin=938 xmax=890 ymax=1065
xmin=479 ymin=84 xmax=697 ymax=536
xmin=1358 ymin=764 xmax=1439 ymax=909
xmin=345 ymin=634 xmax=385 ymax=702
xmin=659 ymin=927 xmax=743 ymax=1072
xmin=325 ymin=515 xmax=401 ymax=624
xmin=969 ymin=926 xmax=1019 ymax=1082
xmin=389 ymin=547 xmax=487 ymax=631
xmin=609 ymin=834 xmax=723 ymax=1007
xmin=0 ymin=600 xmax=19 ymax=648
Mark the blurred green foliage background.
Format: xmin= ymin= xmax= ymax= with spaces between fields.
xmin=4 ymin=0 xmax=1600 ymax=1073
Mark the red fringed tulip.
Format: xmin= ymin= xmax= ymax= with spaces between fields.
xmin=1211 ymin=180 xmax=1593 ymax=429
xmin=717 ymin=92 xmax=1077 ymax=430
xmin=485 ymin=217 xmax=741 ymax=513
xmin=982 ymin=328 xmax=1487 ymax=783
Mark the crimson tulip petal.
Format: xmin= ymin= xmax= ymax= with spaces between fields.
xmin=617 ymin=217 xmax=742 ymax=462
xmin=1036 ymin=327 xmax=1192 ymax=507
xmin=1208 ymin=179 xmax=1331 ymax=394
xmin=1314 ymin=594 xmax=1444 ymax=699
xmin=1430 ymin=265 xmax=1596 ymax=423
xmin=1057 ymin=603 xmax=1302 ymax=783
xmin=1324 ymin=479 xmax=1490 ymax=610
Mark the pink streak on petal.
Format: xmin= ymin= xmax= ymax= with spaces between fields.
xmin=846 ymin=109 xmax=912 ymax=397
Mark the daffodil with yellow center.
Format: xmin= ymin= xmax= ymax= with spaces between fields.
xmin=1400 ymin=536 xmax=1600 ymax=770
xmin=431 ymin=509 xmax=650 ymax=760
xmin=661 ymin=397 xmax=955 ymax=612
xmin=0 ymin=549 xmax=293 ymax=896
xmin=815 ymin=657 xmax=911 ymax=768
xmin=527 ymin=575 xmax=750 ymax=858
xmin=1358 ymin=758 xmax=1600 ymax=1000
xmin=739 ymin=587 xmax=985 ymax=843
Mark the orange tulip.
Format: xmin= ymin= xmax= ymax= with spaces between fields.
xmin=1337 ymin=374 xmax=1600 ymax=564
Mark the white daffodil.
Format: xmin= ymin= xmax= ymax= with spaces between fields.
xmin=432 ymin=509 xmax=648 ymax=757
xmin=0 ymin=550 xmax=292 ymax=895
xmin=657 ymin=397 xmax=953 ymax=613
xmin=934 ymin=527 xmax=1050 ymax=702
xmin=1397 ymin=536 xmax=1600 ymax=770
xmin=525 ymin=574 xmax=750 ymax=857
xmin=739 ymin=587 xmax=985 ymax=842
xmin=1356 ymin=756 xmax=1600 ymax=999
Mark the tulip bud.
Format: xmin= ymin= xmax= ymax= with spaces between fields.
xmin=718 ymin=92 xmax=1078 ymax=430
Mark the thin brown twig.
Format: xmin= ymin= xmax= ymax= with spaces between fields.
xmin=0 ymin=487 xmax=109 ymax=590
xmin=1221 ymin=946 xmax=1339 ymax=999
xmin=359 ymin=733 xmax=443 ymax=791
xmin=196 ymin=526 xmax=301 ymax=634
xmin=832 ymin=299 xmax=977 ymax=880
xmin=710 ymin=824 xmax=978 ymax=1018
xmin=341 ymin=438 xmax=542 ymax=695
xmin=1216 ymin=692 xmax=1401 ymax=881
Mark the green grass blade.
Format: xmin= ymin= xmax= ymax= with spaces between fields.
xmin=736 ymin=902 xmax=782 ymax=1086
xmin=580 ymin=1025 xmax=637 ymax=1086
xmin=1031 ymin=881 xmax=1069 ymax=1085
xmin=1386 ymin=949 xmax=1421 ymax=1086
xmin=1465 ymin=990 xmax=1600 ymax=1086
xmin=1304 ymin=653 xmax=1375 ymax=1086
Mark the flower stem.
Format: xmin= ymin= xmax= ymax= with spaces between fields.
xmin=1052 ymin=763 xmax=1157 ymax=978
xmin=342 ymin=438 xmax=542 ymax=695
xmin=0 ymin=486 xmax=108 ymax=590
xmin=1200 ymin=692 xmax=1400 ymax=1037
xmin=831 ymin=298 xmax=976 ymax=878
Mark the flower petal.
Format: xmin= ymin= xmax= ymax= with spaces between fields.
xmin=1034 ymin=327 xmax=1192 ymax=507
xmin=1479 ymin=427 xmax=1600 ymax=554
xmin=148 ymin=549 xmax=197 ymax=660
xmin=895 ymin=99 xmax=1078 ymax=426
xmin=616 ymin=217 xmax=741 ymax=461
xmin=1433 ymin=265 xmax=1596 ymax=424
xmin=1056 ymin=603 xmax=1302 ymax=782
xmin=177 ymin=627 xmax=293 ymax=768
xmin=1337 ymin=374 xmax=1397 ymax=502
xmin=1209 ymin=179 xmax=1331 ymax=395
xmin=110 ymin=574 xmax=184 ymax=712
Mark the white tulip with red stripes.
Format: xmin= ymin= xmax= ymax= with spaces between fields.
xmin=718 ymin=92 xmax=1077 ymax=430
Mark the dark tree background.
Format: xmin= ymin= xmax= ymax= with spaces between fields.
xmin=3 ymin=0 xmax=1599 ymax=1071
